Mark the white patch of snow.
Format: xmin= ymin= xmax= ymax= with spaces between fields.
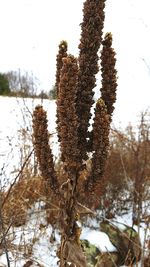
xmin=81 ymin=227 xmax=117 ymax=252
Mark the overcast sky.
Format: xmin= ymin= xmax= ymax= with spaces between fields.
xmin=0 ymin=0 xmax=150 ymax=128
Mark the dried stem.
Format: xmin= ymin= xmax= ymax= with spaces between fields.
xmin=55 ymin=40 xmax=68 ymax=97
xmin=55 ymin=41 xmax=68 ymax=141
xmin=76 ymin=0 xmax=106 ymax=161
xmin=2 ymin=149 xmax=34 ymax=208
xmin=32 ymin=106 xmax=59 ymax=192
xmin=56 ymin=55 xmax=87 ymax=266
xmin=0 ymin=199 xmax=11 ymax=267
xmin=57 ymin=55 xmax=80 ymax=174
xmin=85 ymin=98 xmax=110 ymax=192
xmin=100 ymin=32 xmax=117 ymax=118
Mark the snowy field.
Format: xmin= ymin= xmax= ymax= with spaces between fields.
xmin=0 ymin=96 xmax=149 ymax=267
xmin=0 ymin=207 xmax=148 ymax=267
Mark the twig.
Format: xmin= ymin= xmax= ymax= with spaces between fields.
xmin=0 ymin=221 xmax=13 ymax=246
xmin=0 ymin=208 xmax=11 ymax=267
xmin=2 ymin=149 xmax=34 ymax=208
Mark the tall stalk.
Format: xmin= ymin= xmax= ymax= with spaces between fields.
xmin=32 ymin=0 xmax=118 ymax=265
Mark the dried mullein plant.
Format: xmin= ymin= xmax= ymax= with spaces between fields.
xmin=32 ymin=0 xmax=118 ymax=266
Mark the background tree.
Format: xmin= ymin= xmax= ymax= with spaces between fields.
xmin=0 ymin=73 xmax=10 ymax=95
xmin=5 ymin=69 xmax=39 ymax=97
xmin=49 ymin=85 xmax=57 ymax=99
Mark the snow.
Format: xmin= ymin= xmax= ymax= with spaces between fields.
xmin=81 ymin=228 xmax=117 ymax=252
xmin=0 ymin=219 xmax=128 ymax=266
xmin=0 ymin=211 xmax=148 ymax=266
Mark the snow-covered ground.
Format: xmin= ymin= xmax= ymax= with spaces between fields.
xmin=0 ymin=207 xmax=149 ymax=267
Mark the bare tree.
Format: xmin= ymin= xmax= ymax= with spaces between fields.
xmin=5 ymin=69 xmax=39 ymax=97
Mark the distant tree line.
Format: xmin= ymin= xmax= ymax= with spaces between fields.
xmin=0 ymin=69 xmax=56 ymax=99
xmin=0 ymin=73 xmax=11 ymax=95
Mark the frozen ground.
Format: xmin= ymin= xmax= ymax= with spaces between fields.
xmin=0 ymin=206 xmax=148 ymax=266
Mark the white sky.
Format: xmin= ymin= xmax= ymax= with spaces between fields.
xmin=0 ymin=0 xmax=150 ymax=128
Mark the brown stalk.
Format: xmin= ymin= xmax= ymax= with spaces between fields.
xmin=32 ymin=1 xmax=119 ymax=266
xmin=57 ymin=55 xmax=80 ymax=175
xmin=55 ymin=40 xmax=68 ymax=141
xmin=87 ymin=32 xmax=117 ymax=152
xmin=100 ymin=32 xmax=117 ymax=118
xmin=32 ymin=105 xmax=59 ymax=192
xmin=85 ymin=98 xmax=110 ymax=192
xmin=55 ymin=40 xmax=68 ymax=97
xmin=57 ymin=55 xmax=86 ymax=266
xmin=76 ymin=0 xmax=106 ymax=161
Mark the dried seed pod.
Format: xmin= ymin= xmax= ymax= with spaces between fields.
xmin=76 ymin=0 xmax=106 ymax=161
xmin=55 ymin=41 xmax=68 ymax=141
xmin=87 ymin=33 xmax=117 ymax=153
xmin=85 ymin=98 xmax=110 ymax=191
xmin=32 ymin=105 xmax=58 ymax=192
xmin=100 ymin=32 xmax=117 ymax=118
xmin=57 ymin=55 xmax=80 ymax=175
xmin=55 ymin=40 xmax=68 ymax=97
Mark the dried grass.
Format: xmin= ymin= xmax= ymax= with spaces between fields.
xmin=2 ymin=174 xmax=50 ymax=227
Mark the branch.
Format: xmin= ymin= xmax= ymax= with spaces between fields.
xmin=2 ymin=149 xmax=34 ymax=208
